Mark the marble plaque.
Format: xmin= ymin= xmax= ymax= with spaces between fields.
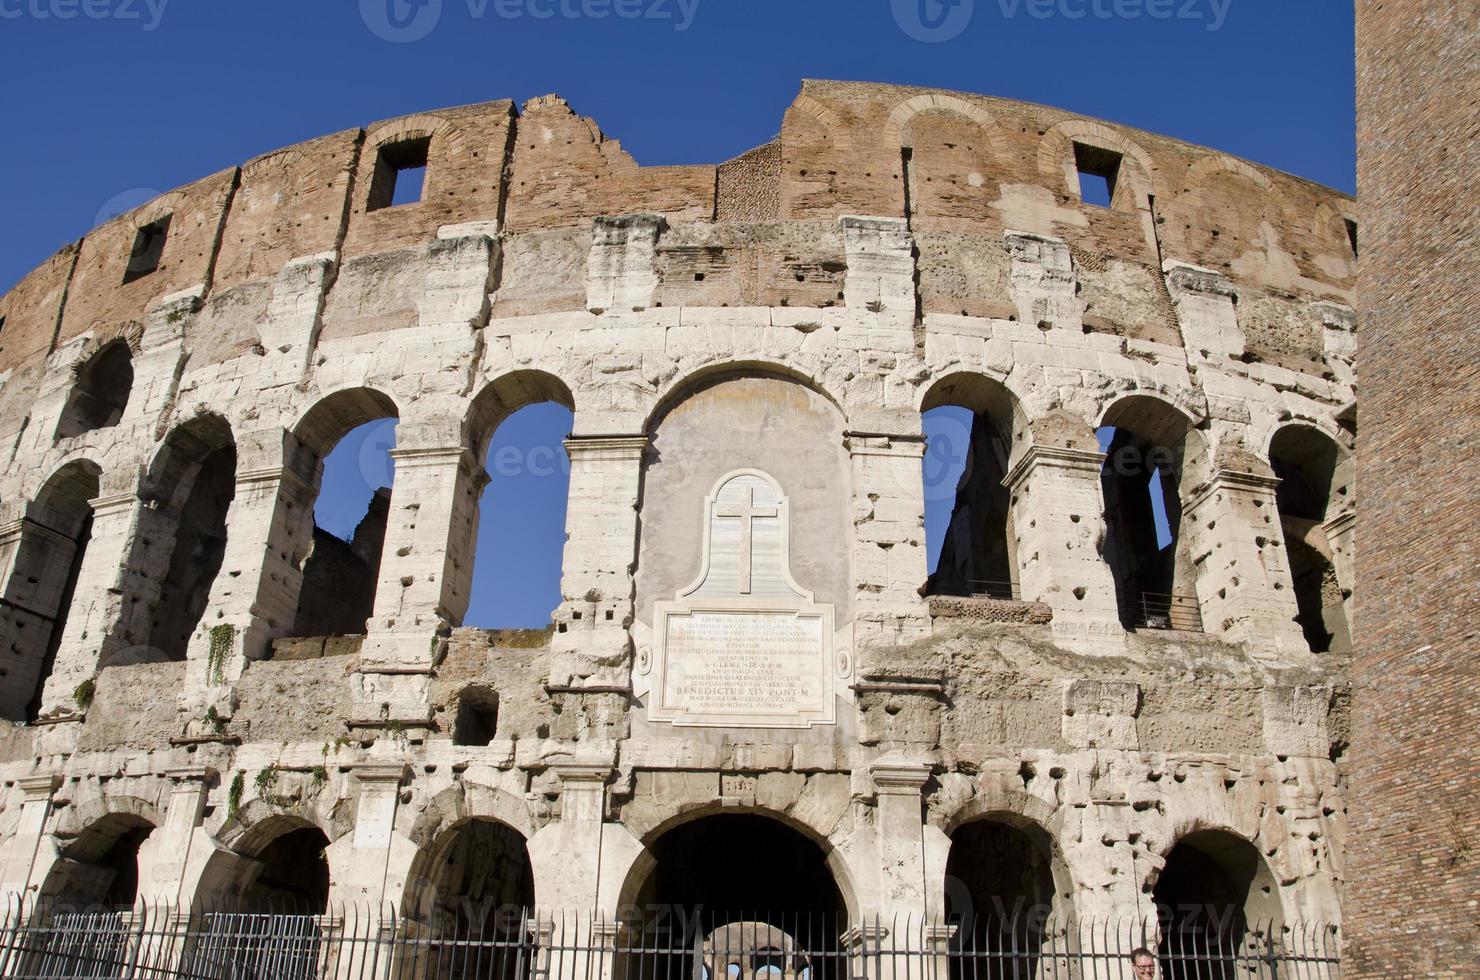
xmin=641 ymin=470 xmax=845 ymax=728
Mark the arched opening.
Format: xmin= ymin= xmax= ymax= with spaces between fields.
xmin=1269 ymin=426 xmax=1353 ymax=654
xmin=944 ymin=817 xmax=1068 ymax=979
xmin=618 ymin=813 xmax=849 ymax=980
xmin=186 ymin=821 xmax=332 ymax=977
xmin=1152 ymin=830 xmax=1281 ymax=980
xmin=1 ymin=460 xmax=100 ymax=720
xmin=143 ymin=415 xmax=237 ymax=661
xmin=466 ymin=400 xmax=574 ymax=627
xmin=41 ymin=813 xmax=155 ymax=911
xmin=400 ymin=817 xmax=535 ymax=979
xmin=55 ymin=340 xmax=134 ymax=440
xmin=287 ymin=389 xmax=399 ymax=643
xmin=637 ymin=371 xmax=852 ymax=633
xmin=1098 ymin=397 xmax=1205 ymax=631
xmin=920 ymin=374 xmax=1022 ymax=600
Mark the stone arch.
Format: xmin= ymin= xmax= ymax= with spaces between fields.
xmin=885 ymin=93 xmax=1009 ymax=160
xmin=137 ymin=412 xmax=237 ymax=662
xmin=402 ymin=781 xmax=540 ymax=854
xmin=195 ymin=810 xmax=336 ymax=913
xmin=1097 ymin=394 xmax=1211 ymax=630
xmin=644 ymin=359 xmax=847 ymax=434
xmin=1148 ymin=826 xmax=1284 ymax=977
xmin=919 ymin=372 xmax=1030 ymax=600
xmin=43 ymin=796 xmax=162 ymax=910
xmin=400 ymin=813 xmax=536 ymax=937
xmin=616 ymin=805 xmax=860 ymax=922
xmin=786 ymin=94 xmax=845 ymax=137
xmin=1184 ymin=154 xmax=1272 ymax=193
xmin=1266 ymin=424 xmax=1354 ymax=654
xmin=292 ymin=386 xmax=401 ymax=460
xmin=464 ymin=369 xmax=575 ymax=466
xmin=0 ymin=458 xmax=103 ymax=720
xmin=284 ymin=386 xmax=401 ymax=641
xmin=54 ymin=337 xmax=135 ymax=441
xmin=1038 ymin=118 xmax=1158 ymax=209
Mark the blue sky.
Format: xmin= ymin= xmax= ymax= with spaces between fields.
xmin=0 ymin=1 xmax=1354 ymax=626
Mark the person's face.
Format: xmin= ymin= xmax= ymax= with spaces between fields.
xmin=1132 ymin=956 xmax=1157 ymax=978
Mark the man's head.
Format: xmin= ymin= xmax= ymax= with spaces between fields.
xmin=1130 ymin=947 xmax=1157 ymax=978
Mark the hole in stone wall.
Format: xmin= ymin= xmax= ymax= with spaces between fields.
xmin=123 ymin=214 xmax=171 ymax=284
xmin=1073 ymin=142 xmax=1122 ymax=209
xmin=367 ymin=137 xmax=431 ymax=211
xmin=1343 ymin=218 xmax=1359 ymax=258
xmin=452 ymin=685 xmax=499 ymax=746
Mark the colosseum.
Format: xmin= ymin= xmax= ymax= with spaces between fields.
xmin=0 ymin=80 xmax=1357 ymax=976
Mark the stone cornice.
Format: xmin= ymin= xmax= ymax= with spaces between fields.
xmin=563 ymin=434 xmax=649 ymax=461
xmin=1002 ymin=444 xmax=1108 ymax=489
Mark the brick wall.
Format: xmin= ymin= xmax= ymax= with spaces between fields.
xmin=1347 ymin=3 xmax=1480 ymax=976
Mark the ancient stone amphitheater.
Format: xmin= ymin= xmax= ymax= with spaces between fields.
xmin=0 ymin=80 xmax=1357 ymax=974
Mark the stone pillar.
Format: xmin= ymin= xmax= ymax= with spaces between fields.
xmin=326 ymin=764 xmax=412 ymax=909
xmin=586 ymin=215 xmax=663 ymax=313
xmin=1164 ymin=262 xmax=1246 ymax=363
xmin=178 ymin=438 xmax=318 ymax=724
xmin=0 ymin=518 xmax=79 ymax=720
xmin=1182 ymin=469 xmax=1308 ymax=657
xmin=869 ymin=759 xmax=931 ymax=920
xmin=840 ymin=216 xmax=916 ymax=318
xmin=356 ymin=441 xmax=486 ymax=724
xmin=1006 ymin=232 xmax=1084 ymax=332
xmin=847 ymin=433 xmax=931 ymax=648
xmin=35 ymin=488 xmax=145 ymax=720
xmin=258 ymin=252 xmax=338 ymax=386
xmin=527 ymin=764 xmax=611 ymax=911
xmin=1003 ymin=446 xmax=1123 ymax=645
xmin=1325 ymin=510 xmax=1356 ymax=606
xmin=0 ymin=774 xmax=61 ymax=898
xmin=549 ymin=435 xmax=647 ymax=688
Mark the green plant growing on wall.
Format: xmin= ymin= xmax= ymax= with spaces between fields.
xmin=254 ymin=765 xmax=280 ymax=795
xmin=72 ymin=677 xmax=96 ymax=712
xmin=384 ymin=720 xmax=409 ymax=748
xmin=206 ymin=624 xmax=235 ymax=685
xmin=227 ymin=771 xmax=244 ymax=820
xmin=203 ymin=705 xmax=226 ymax=735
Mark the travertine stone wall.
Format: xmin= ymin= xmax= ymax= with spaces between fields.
xmin=0 ymin=81 xmax=1356 ymax=935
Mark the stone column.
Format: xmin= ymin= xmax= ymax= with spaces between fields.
xmin=356 ymin=440 xmax=486 ymax=725
xmin=0 ymin=774 xmax=61 ymax=898
xmin=527 ymin=764 xmax=611 ymax=911
xmin=0 ymin=518 xmax=79 ymax=720
xmin=869 ymin=759 xmax=931 ymax=920
xmin=35 ymin=488 xmax=146 ymax=720
xmin=178 ymin=439 xmax=319 ymax=723
xmin=1182 ymin=469 xmax=1308 ymax=657
xmin=847 ymin=433 xmax=931 ymax=648
xmin=1325 ymin=510 xmax=1356 ymax=607
xmin=1003 ymin=446 xmax=1123 ymax=645
xmin=326 ymin=764 xmax=413 ymax=910
xmin=549 ymin=434 xmax=647 ymax=688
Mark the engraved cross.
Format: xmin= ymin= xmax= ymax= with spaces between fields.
xmin=717 ymin=487 xmax=778 ymax=594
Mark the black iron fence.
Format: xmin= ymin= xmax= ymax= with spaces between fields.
xmin=0 ymin=901 xmax=1339 ymax=980
xmin=1121 ymin=592 xmax=1204 ymax=633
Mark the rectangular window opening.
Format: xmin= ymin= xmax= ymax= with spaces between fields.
xmin=1073 ymin=142 xmax=1122 ymax=209
xmin=123 ymin=214 xmax=171 ymax=285
xmin=367 ymin=137 xmax=431 ymax=211
xmin=1344 ymin=218 xmax=1359 ymax=258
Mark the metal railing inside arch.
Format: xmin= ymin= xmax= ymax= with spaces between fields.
xmin=0 ymin=898 xmax=1340 ymax=980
